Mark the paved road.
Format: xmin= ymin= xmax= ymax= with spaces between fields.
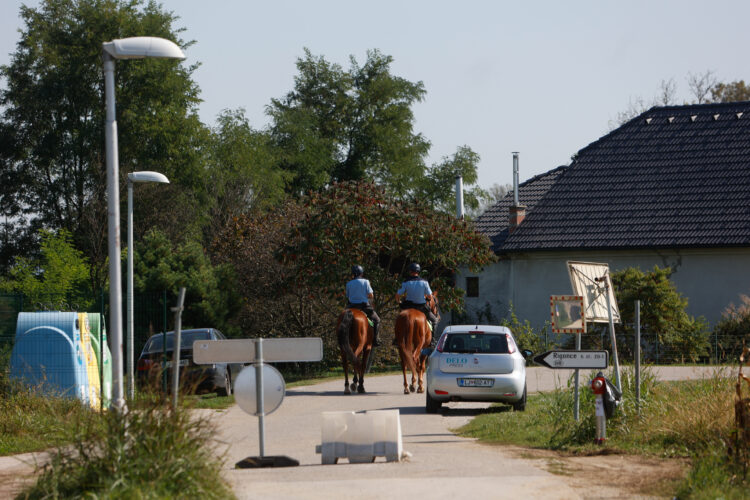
xmin=213 ymin=365 xmax=726 ymax=500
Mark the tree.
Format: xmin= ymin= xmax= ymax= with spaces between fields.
xmin=710 ymin=80 xmax=750 ymax=103
xmin=279 ymin=181 xmax=497 ymax=315
xmin=612 ymin=266 xmax=710 ymax=362
xmin=0 ymin=229 xmax=92 ymax=309
xmin=416 ymin=146 xmax=487 ymax=216
xmin=135 ymin=229 xmax=241 ymax=335
xmin=203 ymin=109 xmax=290 ymax=243
xmin=0 ymin=0 xmax=207 ymax=288
xmin=267 ymin=48 xmax=431 ymax=196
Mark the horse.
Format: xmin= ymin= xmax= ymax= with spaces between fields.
xmin=336 ymin=308 xmax=375 ymax=395
xmin=394 ymin=292 xmax=440 ymax=395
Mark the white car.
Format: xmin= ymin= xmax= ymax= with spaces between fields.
xmin=423 ymin=325 xmax=533 ymax=413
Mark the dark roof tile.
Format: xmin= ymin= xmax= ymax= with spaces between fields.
xmin=476 ymin=101 xmax=750 ymax=252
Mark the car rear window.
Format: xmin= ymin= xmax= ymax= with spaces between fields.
xmin=443 ymin=333 xmax=509 ymax=354
xmin=143 ymin=331 xmax=212 ymax=353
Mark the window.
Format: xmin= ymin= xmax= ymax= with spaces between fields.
xmin=466 ymin=277 xmax=479 ymax=297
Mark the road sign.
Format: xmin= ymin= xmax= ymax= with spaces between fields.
xmin=193 ymin=337 xmax=323 ymax=364
xmin=234 ymin=364 xmax=285 ymax=416
xmin=533 ymin=350 xmax=609 ymax=369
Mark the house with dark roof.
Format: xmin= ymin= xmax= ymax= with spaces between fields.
xmin=462 ymin=101 xmax=750 ymax=329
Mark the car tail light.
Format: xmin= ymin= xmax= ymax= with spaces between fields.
xmin=506 ymin=334 xmax=516 ymax=354
xmin=502 ymin=392 xmax=517 ymax=397
xmin=436 ymin=335 xmax=447 ymax=352
xmin=435 ymin=390 xmax=449 ymax=395
xmin=137 ymin=359 xmax=154 ymax=371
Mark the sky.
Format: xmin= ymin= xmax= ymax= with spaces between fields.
xmin=2 ymin=0 xmax=750 ymax=189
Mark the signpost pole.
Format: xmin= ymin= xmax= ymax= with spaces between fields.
xmin=573 ymin=333 xmax=581 ymax=422
xmin=255 ymin=338 xmax=265 ymax=458
xmin=604 ymin=281 xmax=621 ymax=391
xmin=171 ymin=287 xmax=185 ymax=409
xmin=635 ymin=300 xmax=641 ymax=416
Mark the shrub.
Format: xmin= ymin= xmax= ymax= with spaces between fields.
xmin=19 ymin=403 xmax=235 ymax=499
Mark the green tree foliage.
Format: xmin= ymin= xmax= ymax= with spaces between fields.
xmin=416 ymin=146 xmax=487 ymax=216
xmin=268 ymin=48 xmax=432 ymax=196
xmin=0 ymin=0 xmax=207 ymax=286
xmin=203 ymin=109 xmax=290 ymax=241
xmin=135 ymin=230 xmax=240 ymax=335
xmin=0 ymin=229 xmax=92 ymax=309
xmin=612 ymin=265 xmax=710 ymax=362
xmin=710 ymin=80 xmax=750 ymax=103
xmin=279 ymin=181 xmax=497 ymax=315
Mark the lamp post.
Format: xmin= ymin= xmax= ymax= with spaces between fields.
xmin=103 ymin=37 xmax=185 ymax=411
xmin=127 ymin=171 xmax=169 ymax=400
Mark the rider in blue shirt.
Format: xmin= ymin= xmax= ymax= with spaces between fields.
xmin=396 ymin=262 xmax=438 ymax=334
xmin=345 ymin=265 xmax=381 ymax=346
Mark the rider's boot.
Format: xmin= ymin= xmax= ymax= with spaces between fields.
xmin=372 ymin=323 xmax=381 ymax=347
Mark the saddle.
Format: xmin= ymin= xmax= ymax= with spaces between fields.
xmin=398 ymin=303 xmax=433 ymax=332
xmin=345 ymin=308 xmax=374 ymax=327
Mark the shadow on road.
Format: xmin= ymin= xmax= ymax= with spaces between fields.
xmin=286 ymin=390 xmax=390 ymax=397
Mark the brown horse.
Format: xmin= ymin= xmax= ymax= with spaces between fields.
xmin=336 ymin=308 xmax=374 ymax=395
xmin=394 ymin=292 xmax=440 ymax=394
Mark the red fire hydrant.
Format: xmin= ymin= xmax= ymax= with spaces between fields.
xmin=591 ymin=375 xmax=607 ymax=445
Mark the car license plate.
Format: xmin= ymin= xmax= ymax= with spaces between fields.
xmin=458 ymin=378 xmax=494 ymax=387
xmin=164 ymin=359 xmax=189 ymax=368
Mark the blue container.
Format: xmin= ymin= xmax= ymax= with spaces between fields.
xmin=11 ymin=311 xmax=91 ymax=403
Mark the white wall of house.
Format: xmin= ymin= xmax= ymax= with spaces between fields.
xmin=455 ymin=248 xmax=750 ymax=329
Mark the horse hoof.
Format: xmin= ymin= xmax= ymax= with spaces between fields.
xmin=403 ymin=388 xmax=409 ymax=395
xmin=417 ymin=387 xmax=424 ymax=393
xmin=350 ymin=383 xmax=357 ymax=392
xmin=409 ymin=385 xmax=416 ymax=393
xmin=344 ymin=388 xmax=351 ymax=395
xmin=358 ymin=386 xmax=365 ymax=394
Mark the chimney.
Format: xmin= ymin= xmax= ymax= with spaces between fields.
xmin=509 ymin=152 xmax=526 ymax=233
xmin=455 ymin=174 xmax=464 ymax=219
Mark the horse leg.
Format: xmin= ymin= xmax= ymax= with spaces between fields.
xmin=351 ymin=373 xmax=358 ymax=393
xmin=397 ymin=348 xmax=410 ymax=394
xmin=416 ymin=354 xmax=426 ymax=393
xmin=341 ymin=350 xmax=351 ymax=395
xmin=357 ymin=349 xmax=371 ymax=394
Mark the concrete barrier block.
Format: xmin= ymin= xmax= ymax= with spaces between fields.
xmin=317 ymin=409 xmax=403 ymax=464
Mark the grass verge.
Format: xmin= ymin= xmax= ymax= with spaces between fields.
xmin=458 ymin=366 xmax=746 ymax=499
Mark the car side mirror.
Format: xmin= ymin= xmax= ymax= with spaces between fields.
xmin=521 ymin=349 xmax=533 ymax=359
xmin=421 ymin=348 xmax=434 ymax=357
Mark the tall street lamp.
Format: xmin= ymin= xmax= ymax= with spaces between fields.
xmin=103 ymin=37 xmax=185 ymax=411
xmin=127 ymin=171 xmax=169 ymax=400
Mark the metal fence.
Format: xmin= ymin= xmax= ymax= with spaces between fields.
xmin=538 ymin=327 xmax=747 ymax=365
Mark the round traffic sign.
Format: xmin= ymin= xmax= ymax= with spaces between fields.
xmin=234 ymin=364 xmax=286 ymax=416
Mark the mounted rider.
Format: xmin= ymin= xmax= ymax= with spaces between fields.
xmin=395 ymin=262 xmax=438 ymax=334
xmin=345 ymin=265 xmax=382 ymax=347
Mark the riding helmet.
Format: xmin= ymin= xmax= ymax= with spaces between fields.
xmin=351 ymin=265 xmax=364 ymax=277
xmin=408 ymin=262 xmax=421 ymax=274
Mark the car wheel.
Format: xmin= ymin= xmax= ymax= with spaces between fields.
xmin=217 ymin=371 xmax=232 ymax=397
xmin=426 ymin=390 xmax=442 ymax=414
xmin=512 ymin=384 xmax=527 ymax=412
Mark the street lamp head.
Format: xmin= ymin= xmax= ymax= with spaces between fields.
xmin=103 ymin=36 xmax=185 ymax=60
xmin=127 ymin=171 xmax=170 ymax=184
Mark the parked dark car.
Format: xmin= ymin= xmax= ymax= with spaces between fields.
xmin=136 ymin=328 xmax=243 ymax=396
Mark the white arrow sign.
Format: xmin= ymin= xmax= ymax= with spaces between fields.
xmin=193 ymin=337 xmax=323 ymax=364
xmin=534 ymin=350 xmax=609 ymax=369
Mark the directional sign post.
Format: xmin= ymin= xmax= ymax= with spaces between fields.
xmin=194 ymin=337 xmax=323 ymax=468
xmin=534 ymin=350 xmax=609 ymax=370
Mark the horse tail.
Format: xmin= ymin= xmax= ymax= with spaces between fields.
xmin=337 ymin=310 xmax=357 ymax=364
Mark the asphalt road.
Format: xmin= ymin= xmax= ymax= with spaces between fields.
xmin=210 ymin=365 xmax=726 ymax=500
